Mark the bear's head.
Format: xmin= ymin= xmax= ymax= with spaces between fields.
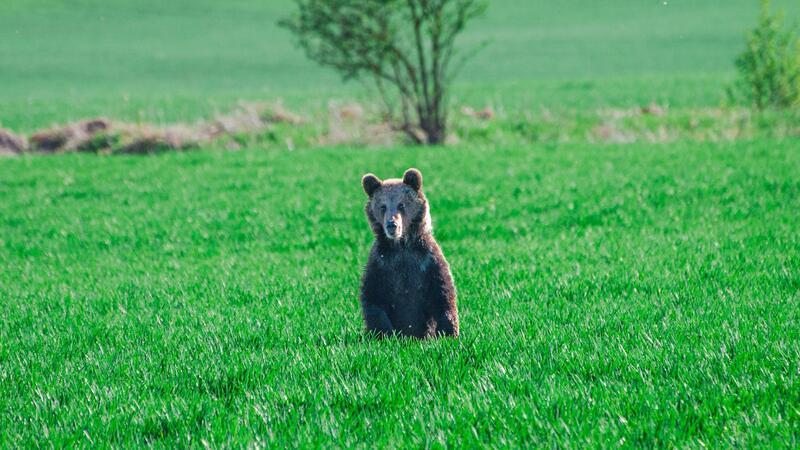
xmin=362 ymin=168 xmax=431 ymax=242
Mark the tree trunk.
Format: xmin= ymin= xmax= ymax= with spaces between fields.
xmin=424 ymin=123 xmax=446 ymax=145
xmin=420 ymin=110 xmax=446 ymax=145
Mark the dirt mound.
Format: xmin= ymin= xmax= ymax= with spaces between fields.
xmin=641 ymin=103 xmax=666 ymax=116
xmin=26 ymin=119 xmax=211 ymax=155
xmin=462 ymin=106 xmax=495 ymax=120
xmin=208 ymin=102 xmax=304 ymax=137
xmin=591 ymin=123 xmax=635 ymax=144
xmin=321 ymin=101 xmax=401 ymax=146
xmin=0 ymin=128 xmax=27 ymax=156
xmin=9 ymin=102 xmax=310 ymax=156
xmin=29 ymin=118 xmax=112 ymax=152
xmin=113 ymin=124 xmax=202 ymax=154
xmin=260 ymin=102 xmax=304 ymax=125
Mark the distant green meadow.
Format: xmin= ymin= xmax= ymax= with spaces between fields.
xmin=2 ymin=0 xmax=800 ymax=447
xmin=1 ymin=0 xmax=798 ymax=131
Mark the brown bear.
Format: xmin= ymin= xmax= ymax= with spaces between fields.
xmin=359 ymin=168 xmax=459 ymax=338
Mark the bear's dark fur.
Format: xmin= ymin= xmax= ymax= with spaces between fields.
xmin=359 ymin=168 xmax=459 ymax=338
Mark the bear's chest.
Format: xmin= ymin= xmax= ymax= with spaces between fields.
xmin=377 ymin=250 xmax=431 ymax=302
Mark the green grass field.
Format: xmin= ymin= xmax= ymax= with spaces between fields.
xmin=2 ymin=141 xmax=799 ymax=446
xmin=2 ymin=0 xmax=800 ymax=447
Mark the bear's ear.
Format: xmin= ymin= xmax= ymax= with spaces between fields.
xmin=402 ymin=168 xmax=423 ymax=191
xmin=362 ymin=173 xmax=382 ymax=197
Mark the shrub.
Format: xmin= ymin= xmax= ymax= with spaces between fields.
xmin=731 ymin=0 xmax=800 ymax=110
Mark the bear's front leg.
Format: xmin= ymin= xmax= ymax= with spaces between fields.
xmin=435 ymin=310 xmax=459 ymax=337
xmin=426 ymin=255 xmax=459 ymax=337
xmin=362 ymin=304 xmax=393 ymax=337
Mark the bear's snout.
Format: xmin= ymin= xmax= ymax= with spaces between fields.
xmin=385 ymin=216 xmax=403 ymax=239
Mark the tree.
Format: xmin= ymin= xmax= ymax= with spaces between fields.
xmin=281 ymin=0 xmax=488 ymax=145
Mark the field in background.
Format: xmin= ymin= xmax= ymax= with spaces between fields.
xmin=2 ymin=0 xmax=799 ymax=131
xmin=1 ymin=0 xmax=799 ymax=447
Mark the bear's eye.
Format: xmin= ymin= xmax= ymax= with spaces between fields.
xmin=380 ymin=205 xmax=387 ymax=213
xmin=397 ymin=203 xmax=405 ymax=212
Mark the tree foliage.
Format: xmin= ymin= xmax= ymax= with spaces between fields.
xmin=281 ymin=0 xmax=487 ymax=144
